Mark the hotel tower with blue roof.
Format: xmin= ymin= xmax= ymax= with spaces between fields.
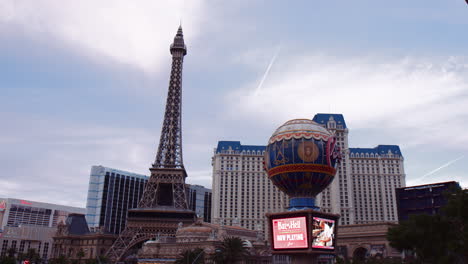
xmin=211 ymin=113 xmax=405 ymax=235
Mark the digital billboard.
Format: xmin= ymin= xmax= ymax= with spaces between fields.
xmin=311 ymin=216 xmax=335 ymax=250
xmin=271 ymin=216 xmax=308 ymax=249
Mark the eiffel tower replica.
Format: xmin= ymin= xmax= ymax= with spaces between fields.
xmin=106 ymin=26 xmax=196 ymax=263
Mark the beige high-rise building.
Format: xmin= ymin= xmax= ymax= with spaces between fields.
xmin=313 ymin=114 xmax=405 ymax=225
xmin=211 ymin=114 xmax=406 ymax=238
xmin=211 ymin=141 xmax=288 ymax=239
xmin=348 ymin=147 xmax=405 ymax=224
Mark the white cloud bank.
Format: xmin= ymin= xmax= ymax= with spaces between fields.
xmin=0 ymin=113 xmax=215 ymax=207
xmin=0 ymin=0 xmax=205 ymax=73
xmin=0 ymin=114 xmax=157 ymax=207
xmin=229 ymin=54 xmax=468 ymax=149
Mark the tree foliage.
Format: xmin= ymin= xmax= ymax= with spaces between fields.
xmin=442 ymin=187 xmax=468 ymax=262
xmin=25 ymin=248 xmax=42 ymax=264
xmin=76 ymin=249 xmax=85 ymax=262
xmin=212 ymin=237 xmax=250 ymax=264
xmin=387 ymin=187 xmax=468 ymax=264
xmin=49 ymin=255 xmax=70 ymax=264
xmin=0 ymin=247 xmax=42 ymax=264
xmin=6 ymin=247 xmax=17 ymax=258
xmin=174 ymin=248 xmax=205 ymax=264
xmin=0 ymin=256 xmax=16 ymax=264
xmin=79 ymin=255 xmax=108 ymax=264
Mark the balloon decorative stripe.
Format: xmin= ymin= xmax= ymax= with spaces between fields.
xmin=267 ymin=163 xmax=336 ymax=178
xmin=268 ymin=131 xmax=331 ymax=144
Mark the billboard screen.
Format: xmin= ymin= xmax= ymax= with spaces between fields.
xmin=272 ymin=216 xmax=308 ymax=249
xmin=311 ymin=216 xmax=335 ymax=250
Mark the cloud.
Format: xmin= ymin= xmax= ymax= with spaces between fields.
xmin=0 ymin=112 xmax=217 ymax=206
xmin=0 ymin=113 xmax=157 ymax=207
xmin=186 ymin=169 xmax=212 ymax=189
xmin=228 ymin=53 xmax=468 ymax=149
xmin=410 ymin=156 xmax=465 ymax=184
xmin=407 ymin=172 xmax=468 ymax=189
xmin=0 ymin=0 xmax=206 ymax=73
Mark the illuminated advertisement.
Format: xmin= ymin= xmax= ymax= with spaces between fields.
xmin=272 ymin=216 xmax=308 ymax=249
xmin=311 ymin=216 xmax=335 ymax=250
xmin=0 ymin=200 xmax=6 ymax=211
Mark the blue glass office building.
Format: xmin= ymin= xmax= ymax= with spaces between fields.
xmin=396 ymin=181 xmax=459 ymax=221
xmin=86 ymin=165 xmax=212 ymax=234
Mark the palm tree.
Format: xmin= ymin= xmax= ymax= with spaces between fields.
xmin=0 ymin=254 xmax=16 ymax=264
xmin=76 ymin=249 xmax=85 ymax=264
xmin=96 ymin=255 xmax=109 ymax=264
xmin=175 ymin=248 xmax=205 ymax=264
xmin=25 ymin=248 xmax=42 ymax=264
xmin=17 ymin=252 xmax=26 ymax=263
xmin=7 ymin=247 xmax=17 ymax=258
xmin=49 ymin=255 xmax=69 ymax=264
xmin=212 ymin=237 xmax=250 ymax=264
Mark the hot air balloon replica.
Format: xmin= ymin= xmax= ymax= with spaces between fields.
xmin=265 ymin=119 xmax=341 ymax=261
xmin=264 ymin=119 xmax=341 ymax=210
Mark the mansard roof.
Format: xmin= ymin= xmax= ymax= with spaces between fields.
xmin=216 ymin=141 xmax=265 ymax=154
xmin=312 ymin=113 xmax=347 ymax=129
xmin=65 ymin=213 xmax=90 ymax=235
xmin=350 ymin=145 xmax=402 ymax=157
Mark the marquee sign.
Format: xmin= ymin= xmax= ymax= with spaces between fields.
xmin=272 ymin=216 xmax=308 ymax=249
xmin=267 ymin=209 xmax=339 ymax=254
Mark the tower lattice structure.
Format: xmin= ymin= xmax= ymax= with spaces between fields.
xmin=106 ymin=26 xmax=195 ymax=263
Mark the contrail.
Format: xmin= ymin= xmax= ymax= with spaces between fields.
xmin=254 ymin=45 xmax=281 ymax=96
xmin=413 ymin=155 xmax=464 ymax=183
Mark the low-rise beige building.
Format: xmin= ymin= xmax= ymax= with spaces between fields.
xmin=0 ymin=224 xmax=56 ymax=261
xmin=51 ymin=214 xmax=116 ymax=262
xmin=138 ymin=219 xmax=271 ymax=263
xmin=336 ymin=223 xmax=402 ymax=261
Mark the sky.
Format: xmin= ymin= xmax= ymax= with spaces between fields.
xmin=1 ymin=0 xmax=467 ymax=208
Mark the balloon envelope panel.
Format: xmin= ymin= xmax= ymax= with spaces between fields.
xmin=265 ymin=119 xmax=339 ymax=197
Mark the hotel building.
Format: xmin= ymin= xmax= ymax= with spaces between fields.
xmin=0 ymin=198 xmax=85 ymax=260
xmin=211 ymin=141 xmax=289 ymax=239
xmin=313 ymin=114 xmax=405 ymax=224
xmin=211 ymin=113 xmax=406 ymax=236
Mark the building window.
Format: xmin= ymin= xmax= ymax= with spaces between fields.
xmin=19 ymin=241 xmax=25 ymax=253
xmin=1 ymin=240 xmax=9 ymax=257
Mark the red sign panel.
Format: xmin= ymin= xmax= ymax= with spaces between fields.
xmin=272 ymin=216 xmax=308 ymax=249
xmin=20 ymin=200 xmax=32 ymax=205
xmin=0 ymin=200 xmax=6 ymax=211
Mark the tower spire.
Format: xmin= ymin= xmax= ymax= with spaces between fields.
xmin=153 ymin=27 xmax=187 ymax=169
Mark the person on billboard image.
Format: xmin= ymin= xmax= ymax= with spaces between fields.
xmin=312 ymin=218 xmax=334 ymax=249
